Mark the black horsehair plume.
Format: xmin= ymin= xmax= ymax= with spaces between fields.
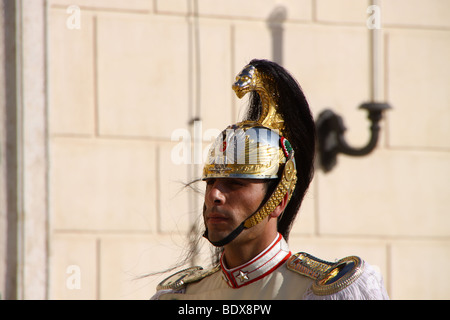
xmin=245 ymin=59 xmax=316 ymax=241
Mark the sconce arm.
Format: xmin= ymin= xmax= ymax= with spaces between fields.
xmin=316 ymin=102 xmax=391 ymax=172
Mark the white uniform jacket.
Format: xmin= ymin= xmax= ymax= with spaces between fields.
xmin=152 ymin=233 xmax=389 ymax=300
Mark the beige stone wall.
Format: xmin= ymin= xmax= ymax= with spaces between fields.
xmin=45 ymin=0 xmax=450 ymax=299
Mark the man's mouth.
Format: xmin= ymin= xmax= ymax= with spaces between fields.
xmin=207 ymin=214 xmax=229 ymax=224
xmin=205 ymin=210 xmax=231 ymax=225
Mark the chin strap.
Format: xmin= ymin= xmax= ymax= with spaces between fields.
xmin=203 ymin=222 xmax=246 ymax=247
xmin=203 ymin=157 xmax=297 ymax=247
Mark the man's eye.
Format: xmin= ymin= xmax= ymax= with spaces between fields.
xmin=229 ymin=180 xmax=244 ymax=187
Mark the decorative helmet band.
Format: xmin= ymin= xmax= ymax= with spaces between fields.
xmin=202 ymin=124 xmax=292 ymax=180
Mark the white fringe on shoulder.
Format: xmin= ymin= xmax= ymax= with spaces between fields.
xmin=150 ymin=288 xmax=186 ymax=300
xmin=303 ymin=261 xmax=389 ymax=300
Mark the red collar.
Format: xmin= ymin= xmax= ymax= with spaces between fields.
xmin=220 ymin=233 xmax=291 ymax=289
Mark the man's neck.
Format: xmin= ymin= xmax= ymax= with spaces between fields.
xmin=222 ymin=231 xmax=279 ymax=269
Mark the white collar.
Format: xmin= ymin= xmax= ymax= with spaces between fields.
xmin=220 ymin=233 xmax=291 ymax=288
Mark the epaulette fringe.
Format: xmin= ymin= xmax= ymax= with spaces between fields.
xmin=287 ymin=252 xmax=363 ymax=296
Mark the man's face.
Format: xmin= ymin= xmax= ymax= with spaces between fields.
xmin=203 ymin=178 xmax=267 ymax=244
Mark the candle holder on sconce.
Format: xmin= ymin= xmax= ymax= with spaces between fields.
xmin=316 ymin=102 xmax=392 ymax=172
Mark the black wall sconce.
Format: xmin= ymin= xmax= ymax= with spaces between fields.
xmin=316 ymin=102 xmax=391 ymax=172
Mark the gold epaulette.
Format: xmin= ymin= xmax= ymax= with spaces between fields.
xmin=156 ymin=265 xmax=220 ymax=291
xmin=287 ymin=252 xmax=364 ymax=296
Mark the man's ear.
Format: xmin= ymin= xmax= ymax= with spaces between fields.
xmin=270 ymin=192 xmax=289 ymax=219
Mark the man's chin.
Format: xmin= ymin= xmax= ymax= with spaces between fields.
xmin=206 ymin=232 xmax=229 ymax=244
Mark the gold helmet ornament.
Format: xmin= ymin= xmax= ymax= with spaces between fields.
xmin=202 ymin=60 xmax=316 ymax=247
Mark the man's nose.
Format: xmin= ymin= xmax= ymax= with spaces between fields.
xmin=206 ymin=182 xmax=225 ymax=205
